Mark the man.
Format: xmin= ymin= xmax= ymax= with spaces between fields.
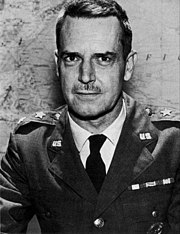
xmin=0 ymin=0 xmax=180 ymax=233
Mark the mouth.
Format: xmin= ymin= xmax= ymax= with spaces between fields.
xmin=75 ymin=92 xmax=101 ymax=100
xmin=76 ymin=91 xmax=100 ymax=95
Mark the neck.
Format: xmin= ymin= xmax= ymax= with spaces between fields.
xmin=69 ymin=97 xmax=123 ymax=134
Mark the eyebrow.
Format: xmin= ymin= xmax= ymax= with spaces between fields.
xmin=94 ymin=52 xmax=117 ymax=58
xmin=60 ymin=51 xmax=80 ymax=58
xmin=60 ymin=51 xmax=117 ymax=58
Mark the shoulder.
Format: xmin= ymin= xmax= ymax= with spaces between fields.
xmin=14 ymin=105 xmax=68 ymax=134
xmin=137 ymin=105 xmax=180 ymax=157
xmin=144 ymin=105 xmax=180 ymax=130
xmin=123 ymin=93 xmax=179 ymax=139
xmin=145 ymin=105 xmax=180 ymax=148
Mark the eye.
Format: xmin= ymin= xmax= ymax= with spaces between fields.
xmin=62 ymin=54 xmax=81 ymax=66
xmin=100 ymin=56 xmax=111 ymax=62
xmin=65 ymin=55 xmax=78 ymax=62
xmin=96 ymin=55 xmax=113 ymax=66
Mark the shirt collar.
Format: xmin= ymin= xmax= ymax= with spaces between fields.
xmin=102 ymin=100 xmax=126 ymax=145
xmin=68 ymin=114 xmax=91 ymax=152
xmin=68 ymin=99 xmax=126 ymax=152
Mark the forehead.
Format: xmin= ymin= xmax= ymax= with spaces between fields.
xmin=60 ymin=16 xmax=123 ymax=52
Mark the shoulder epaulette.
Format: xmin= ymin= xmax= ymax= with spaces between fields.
xmin=14 ymin=105 xmax=67 ymax=133
xmin=144 ymin=105 xmax=180 ymax=122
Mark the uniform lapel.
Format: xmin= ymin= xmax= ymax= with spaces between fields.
xmin=48 ymin=110 xmax=97 ymax=205
xmin=94 ymin=94 xmax=159 ymax=217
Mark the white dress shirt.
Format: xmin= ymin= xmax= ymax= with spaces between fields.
xmin=68 ymin=100 xmax=126 ymax=173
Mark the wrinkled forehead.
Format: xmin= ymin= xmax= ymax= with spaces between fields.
xmin=59 ymin=16 xmax=123 ymax=51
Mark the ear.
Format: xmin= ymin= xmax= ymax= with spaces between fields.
xmin=54 ymin=50 xmax=59 ymax=77
xmin=124 ymin=50 xmax=137 ymax=81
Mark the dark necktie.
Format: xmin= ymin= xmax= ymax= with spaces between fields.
xmin=86 ymin=134 xmax=106 ymax=193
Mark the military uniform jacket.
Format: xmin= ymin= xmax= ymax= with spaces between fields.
xmin=1 ymin=93 xmax=180 ymax=234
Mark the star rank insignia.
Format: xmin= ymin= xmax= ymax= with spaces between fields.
xmin=160 ymin=109 xmax=172 ymax=117
xmin=35 ymin=111 xmax=46 ymax=119
xmin=55 ymin=113 xmax=61 ymax=120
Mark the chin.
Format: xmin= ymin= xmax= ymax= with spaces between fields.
xmin=69 ymin=110 xmax=98 ymax=120
xmin=68 ymin=106 xmax=110 ymax=121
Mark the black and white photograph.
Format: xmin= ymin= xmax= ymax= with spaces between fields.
xmin=0 ymin=0 xmax=180 ymax=233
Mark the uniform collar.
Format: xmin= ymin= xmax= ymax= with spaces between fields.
xmin=68 ymin=99 xmax=126 ymax=152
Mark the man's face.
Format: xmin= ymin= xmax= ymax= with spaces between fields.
xmin=58 ymin=16 xmax=125 ymax=119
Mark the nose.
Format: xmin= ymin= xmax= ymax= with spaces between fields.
xmin=79 ymin=59 xmax=95 ymax=84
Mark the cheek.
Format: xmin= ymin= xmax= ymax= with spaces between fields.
xmin=100 ymin=69 xmax=123 ymax=94
xmin=61 ymin=79 xmax=73 ymax=99
xmin=60 ymin=65 xmax=79 ymax=85
xmin=60 ymin=69 xmax=75 ymax=91
xmin=106 ymin=82 xmax=122 ymax=102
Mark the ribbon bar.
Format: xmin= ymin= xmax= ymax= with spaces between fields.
xmin=129 ymin=178 xmax=174 ymax=191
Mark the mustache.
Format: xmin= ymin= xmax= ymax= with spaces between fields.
xmin=72 ymin=83 xmax=101 ymax=92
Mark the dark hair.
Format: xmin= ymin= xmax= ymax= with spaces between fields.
xmin=56 ymin=0 xmax=132 ymax=60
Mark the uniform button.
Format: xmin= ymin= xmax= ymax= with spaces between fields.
xmin=94 ymin=218 xmax=104 ymax=228
xmin=145 ymin=107 xmax=152 ymax=116
xmin=152 ymin=210 xmax=158 ymax=218
xmin=45 ymin=211 xmax=52 ymax=218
